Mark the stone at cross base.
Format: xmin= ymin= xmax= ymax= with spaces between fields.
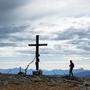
xmin=33 ymin=70 xmax=43 ymax=76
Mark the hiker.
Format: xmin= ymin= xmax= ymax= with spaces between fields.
xmin=69 ymin=60 xmax=74 ymax=77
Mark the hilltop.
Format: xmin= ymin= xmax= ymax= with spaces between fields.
xmin=0 ymin=74 xmax=90 ymax=90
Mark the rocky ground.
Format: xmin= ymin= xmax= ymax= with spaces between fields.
xmin=0 ymin=74 xmax=90 ymax=90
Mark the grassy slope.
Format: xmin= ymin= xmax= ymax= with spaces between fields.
xmin=0 ymin=74 xmax=90 ymax=90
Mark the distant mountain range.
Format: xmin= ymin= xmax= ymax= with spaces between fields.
xmin=0 ymin=68 xmax=90 ymax=77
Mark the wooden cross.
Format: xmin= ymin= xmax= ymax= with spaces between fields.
xmin=28 ymin=35 xmax=47 ymax=71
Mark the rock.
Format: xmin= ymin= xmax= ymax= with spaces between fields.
xmin=3 ymin=80 xmax=8 ymax=86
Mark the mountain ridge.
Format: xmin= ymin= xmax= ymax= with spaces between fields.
xmin=0 ymin=68 xmax=90 ymax=77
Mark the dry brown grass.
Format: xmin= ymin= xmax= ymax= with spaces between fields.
xmin=0 ymin=83 xmax=80 ymax=90
xmin=0 ymin=74 xmax=89 ymax=90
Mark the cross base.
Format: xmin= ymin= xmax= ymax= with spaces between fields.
xmin=33 ymin=70 xmax=43 ymax=76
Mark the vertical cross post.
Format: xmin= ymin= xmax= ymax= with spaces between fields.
xmin=28 ymin=35 xmax=47 ymax=71
xmin=36 ymin=35 xmax=39 ymax=70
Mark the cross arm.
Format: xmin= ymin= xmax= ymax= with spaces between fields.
xmin=28 ymin=44 xmax=36 ymax=46
xmin=39 ymin=44 xmax=47 ymax=46
xmin=28 ymin=44 xmax=47 ymax=46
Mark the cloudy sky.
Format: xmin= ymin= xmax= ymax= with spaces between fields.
xmin=0 ymin=0 xmax=90 ymax=70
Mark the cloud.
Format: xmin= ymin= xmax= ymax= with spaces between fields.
xmin=55 ymin=28 xmax=90 ymax=54
xmin=0 ymin=16 xmax=90 ymax=55
xmin=0 ymin=0 xmax=90 ymax=25
xmin=17 ymin=0 xmax=90 ymax=18
xmin=0 ymin=0 xmax=30 ymax=11
xmin=0 ymin=0 xmax=31 ymax=24
xmin=0 ymin=25 xmax=25 ymax=35
xmin=55 ymin=28 xmax=90 ymax=40
xmin=71 ymin=38 xmax=90 ymax=52
xmin=0 ymin=24 xmax=28 ymax=47
xmin=0 ymin=43 xmax=17 ymax=47
xmin=0 ymin=0 xmax=90 ymax=69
